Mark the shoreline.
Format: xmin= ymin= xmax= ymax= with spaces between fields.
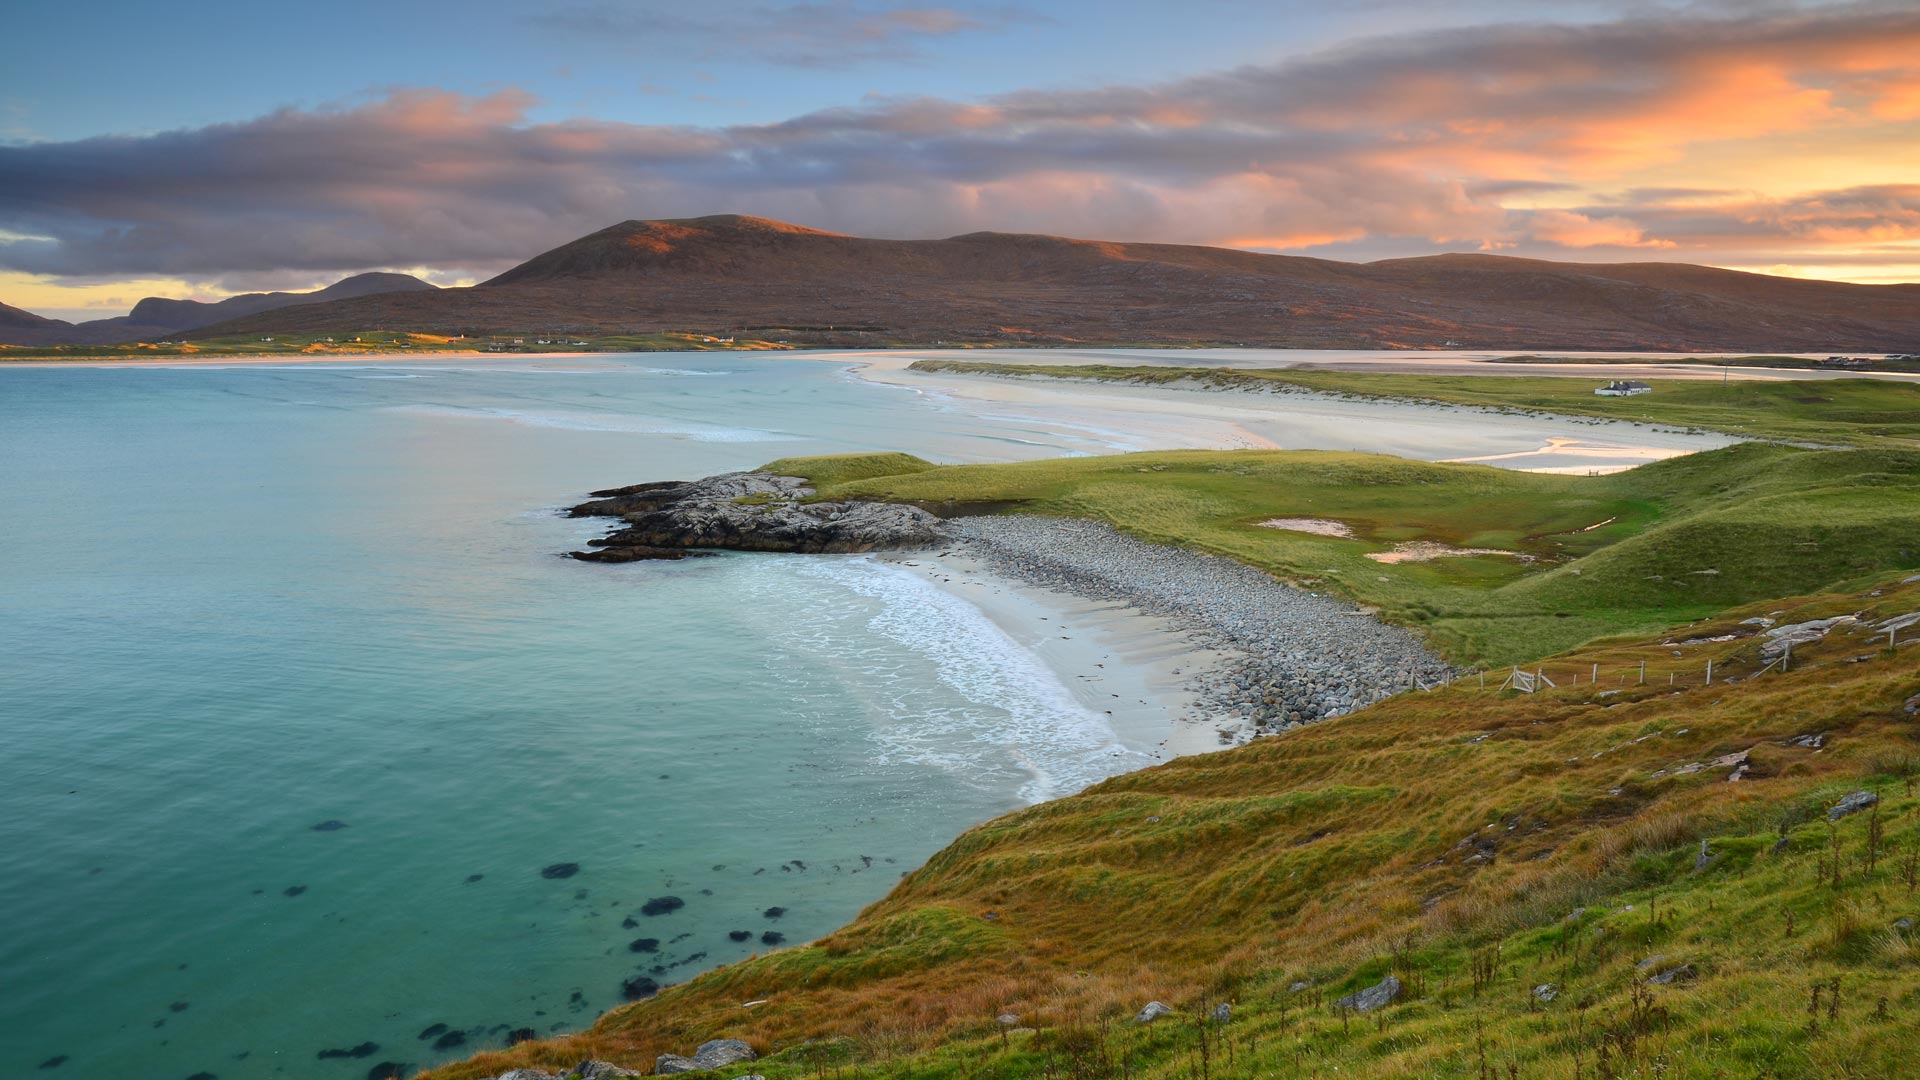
xmin=879 ymin=546 xmax=1234 ymax=762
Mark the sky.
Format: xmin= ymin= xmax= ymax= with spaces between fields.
xmin=3 ymin=0 xmax=1919 ymax=320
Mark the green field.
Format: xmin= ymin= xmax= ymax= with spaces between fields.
xmin=765 ymin=444 xmax=1920 ymax=665
xmin=906 ymin=360 xmax=1920 ymax=449
xmin=1493 ymin=353 xmax=1920 ymax=375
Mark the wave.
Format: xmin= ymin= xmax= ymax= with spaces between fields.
xmin=787 ymin=557 xmax=1149 ymax=803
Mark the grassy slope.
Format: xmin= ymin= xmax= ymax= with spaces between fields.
xmin=777 ymin=445 xmax=1920 ymax=665
xmin=904 ymin=362 xmax=1920 ymax=449
xmin=429 ymin=573 xmax=1920 ymax=1080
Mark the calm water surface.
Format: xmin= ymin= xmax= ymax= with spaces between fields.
xmin=0 ymin=355 xmax=1156 ymax=1079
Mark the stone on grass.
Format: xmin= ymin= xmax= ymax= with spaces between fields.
xmin=1533 ymin=984 xmax=1558 ymax=1004
xmin=1333 ymin=975 xmax=1401 ymax=1013
xmin=1134 ymin=1001 xmax=1174 ymax=1023
xmin=575 ymin=1062 xmax=642 ymax=1079
xmin=1210 ymin=1003 xmax=1232 ymax=1023
xmin=1828 ymin=791 xmax=1879 ymax=821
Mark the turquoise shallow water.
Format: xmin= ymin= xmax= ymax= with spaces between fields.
xmin=0 ymin=355 xmax=1152 ymax=1079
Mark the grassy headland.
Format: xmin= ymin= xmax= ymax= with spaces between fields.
xmin=904 ymin=361 xmax=1920 ymax=449
xmin=1491 ymin=354 xmax=1920 ymax=375
xmin=766 ymin=444 xmax=1920 ymax=665
xmin=431 ymin=568 xmax=1920 ymax=1080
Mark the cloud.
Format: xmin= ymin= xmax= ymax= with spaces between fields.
xmin=530 ymin=3 xmax=1044 ymax=67
xmin=2 ymin=5 xmax=1918 ymax=284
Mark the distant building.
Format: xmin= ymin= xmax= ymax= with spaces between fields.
xmin=1595 ymin=380 xmax=1651 ymax=397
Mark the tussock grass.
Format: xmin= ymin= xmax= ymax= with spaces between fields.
xmin=427 ymin=573 xmax=1920 ymax=1080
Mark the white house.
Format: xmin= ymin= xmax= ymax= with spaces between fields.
xmin=1595 ymin=380 xmax=1652 ymax=397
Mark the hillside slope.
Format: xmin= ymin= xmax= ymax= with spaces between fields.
xmin=0 ymin=271 xmax=436 ymax=345
xmin=429 ymin=568 xmax=1920 ymax=1080
xmin=190 ymin=215 xmax=1920 ymax=351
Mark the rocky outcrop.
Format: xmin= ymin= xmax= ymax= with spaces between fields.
xmin=569 ymin=473 xmax=940 ymax=562
xmin=655 ymin=1038 xmax=757 ymax=1074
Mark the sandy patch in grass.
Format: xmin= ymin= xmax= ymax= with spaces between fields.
xmin=1255 ymin=517 xmax=1354 ymax=538
xmin=1366 ymin=541 xmax=1535 ymax=565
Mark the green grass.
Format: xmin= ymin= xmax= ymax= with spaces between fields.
xmin=1493 ymin=353 xmax=1920 ymax=375
xmin=762 ymin=444 xmax=1920 ymax=665
xmin=905 ymin=361 xmax=1920 ymax=449
xmin=425 ymin=572 xmax=1920 ymax=1080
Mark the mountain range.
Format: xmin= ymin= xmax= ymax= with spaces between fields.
xmin=0 ymin=272 xmax=436 ymax=346
xmin=8 ymin=216 xmax=1919 ymax=350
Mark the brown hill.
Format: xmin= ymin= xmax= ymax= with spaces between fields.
xmin=0 ymin=271 xmax=437 ymax=346
xmin=172 ymin=215 xmax=1920 ymax=349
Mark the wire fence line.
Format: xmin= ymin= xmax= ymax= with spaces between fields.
xmin=1406 ymin=625 xmax=1915 ymax=695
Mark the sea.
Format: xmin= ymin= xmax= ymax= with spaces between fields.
xmin=0 ymin=354 xmax=1162 ymax=1079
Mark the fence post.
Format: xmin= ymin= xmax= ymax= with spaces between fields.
xmin=1592 ymin=663 xmax=1599 ymax=684
xmin=1639 ymin=660 xmax=1645 ymax=685
xmin=1706 ymin=659 xmax=1713 ymax=686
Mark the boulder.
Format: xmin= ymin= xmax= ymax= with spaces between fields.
xmin=1333 ymin=975 xmax=1401 ymax=1013
xmin=1210 ymin=1003 xmax=1232 ymax=1023
xmin=1648 ymin=963 xmax=1697 ymax=985
xmin=495 ymin=1071 xmax=557 ymax=1080
xmin=1828 ymin=791 xmax=1879 ymax=821
xmin=654 ymin=1039 xmax=756 ymax=1074
xmin=1134 ymin=1001 xmax=1174 ymax=1023
xmin=1533 ymin=984 xmax=1558 ymax=1004
xmin=691 ymin=1040 xmax=756 ymax=1069
xmin=576 ymin=1062 xmax=642 ymax=1079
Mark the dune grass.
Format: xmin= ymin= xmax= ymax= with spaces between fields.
xmin=905 ymin=361 xmax=1920 ymax=449
xmin=767 ymin=444 xmax=1920 ymax=665
xmin=426 ymin=572 xmax=1920 ymax=1080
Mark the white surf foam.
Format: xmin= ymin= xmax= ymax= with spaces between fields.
xmin=787 ymin=557 xmax=1149 ymax=803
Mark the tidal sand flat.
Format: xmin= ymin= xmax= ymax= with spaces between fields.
xmin=838 ymin=351 xmax=1740 ymax=473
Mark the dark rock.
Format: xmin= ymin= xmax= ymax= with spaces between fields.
xmin=432 ymin=1031 xmax=466 ymax=1050
xmin=628 ymin=938 xmax=659 ymax=953
xmin=283 ymin=885 xmax=307 ymax=897
xmin=541 ymin=863 xmax=581 ymax=880
xmin=620 ymin=974 xmax=660 ymax=1000
xmin=569 ymin=472 xmax=941 ymax=558
xmin=760 ymin=931 xmax=785 ymax=946
xmin=576 ymin=1063 xmax=643 ymax=1079
xmin=318 ymin=1042 xmax=379 ymax=1060
xmin=507 ymin=1028 xmax=538 ymax=1046
xmin=1333 ymin=975 xmax=1402 ymax=1013
xmin=311 ymin=820 xmax=348 ymax=832
xmin=1828 ymin=791 xmax=1879 ymax=821
xmin=38 ymin=1057 xmax=67 ymax=1070
xmin=170 ymin=1001 xmax=190 ymax=1012
xmin=365 ymin=1065 xmax=410 ymax=1080
xmin=622 ymin=916 xmax=639 ymax=929
xmin=640 ymin=896 xmax=684 ymax=916
xmin=728 ymin=930 xmax=752 ymax=942
xmin=466 ymin=874 xmax=484 ymax=884
xmin=417 ymin=1023 xmax=447 ymax=1041
xmin=762 ymin=906 xmax=786 ymax=919
xmin=185 ymin=1074 xmax=217 ymax=1080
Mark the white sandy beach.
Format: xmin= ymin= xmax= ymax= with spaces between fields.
xmin=881 ymin=548 xmax=1233 ymax=763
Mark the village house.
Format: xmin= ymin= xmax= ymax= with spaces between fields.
xmin=1595 ymin=379 xmax=1652 ymax=397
